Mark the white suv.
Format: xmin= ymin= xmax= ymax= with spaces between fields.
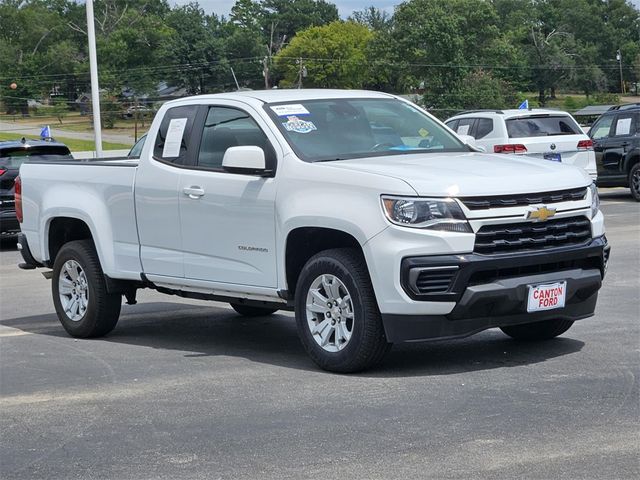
xmin=445 ymin=109 xmax=597 ymax=180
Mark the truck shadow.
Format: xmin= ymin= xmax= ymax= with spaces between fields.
xmin=1 ymin=301 xmax=584 ymax=378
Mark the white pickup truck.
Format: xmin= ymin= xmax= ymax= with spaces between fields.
xmin=16 ymin=89 xmax=610 ymax=372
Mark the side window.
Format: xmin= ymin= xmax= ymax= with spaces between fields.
xmin=589 ymin=115 xmax=614 ymax=140
xmin=612 ymin=113 xmax=635 ymax=137
xmin=455 ymin=118 xmax=476 ymax=136
xmin=445 ymin=119 xmax=459 ymax=131
xmin=197 ymin=107 xmax=276 ymax=170
xmin=474 ymin=118 xmax=493 ymax=139
xmin=153 ymin=105 xmax=199 ymax=165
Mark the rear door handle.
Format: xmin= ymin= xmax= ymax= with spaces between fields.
xmin=183 ymin=186 xmax=205 ymax=199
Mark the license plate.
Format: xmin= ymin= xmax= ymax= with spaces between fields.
xmin=527 ymin=281 xmax=567 ymax=312
xmin=543 ymin=152 xmax=562 ymax=162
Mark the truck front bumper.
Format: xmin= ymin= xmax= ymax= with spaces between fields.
xmin=379 ymin=236 xmax=609 ymax=343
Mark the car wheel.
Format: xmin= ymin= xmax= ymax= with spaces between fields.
xmin=500 ymin=319 xmax=574 ymax=341
xmin=230 ymin=303 xmax=278 ymax=317
xmin=52 ymin=240 xmax=122 ymax=338
xmin=295 ymin=248 xmax=391 ymax=373
xmin=629 ymin=162 xmax=640 ymax=201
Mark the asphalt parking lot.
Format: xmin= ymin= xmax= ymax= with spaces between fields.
xmin=1 ymin=189 xmax=638 ymax=480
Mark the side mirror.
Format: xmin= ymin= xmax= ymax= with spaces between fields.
xmin=457 ymin=134 xmax=485 ymax=152
xmin=222 ymin=146 xmax=271 ymax=175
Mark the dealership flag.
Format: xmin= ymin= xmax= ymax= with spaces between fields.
xmin=518 ymin=99 xmax=529 ymax=110
xmin=40 ymin=125 xmax=51 ymax=139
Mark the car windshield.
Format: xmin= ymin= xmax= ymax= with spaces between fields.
xmin=0 ymin=146 xmax=73 ymax=169
xmin=506 ymin=115 xmax=581 ymax=138
xmin=264 ymin=98 xmax=466 ymax=162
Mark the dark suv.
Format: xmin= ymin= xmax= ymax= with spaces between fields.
xmin=588 ymin=104 xmax=640 ymax=200
xmin=0 ymin=139 xmax=73 ymax=237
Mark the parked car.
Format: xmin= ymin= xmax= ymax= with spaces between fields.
xmin=16 ymin=90 xmax=608 ymax=372
xmin=445 ymin=109 xmax=597 ymax=180
xmin=123 ymin=105 xmax=153 ymax=119
xmin=588 ymin=104 xmax=640 ymax=200
xmin=1 ymin=139 xmax=73 ymax=238
xmin=128 ymin=134 xmax=146 ymax=158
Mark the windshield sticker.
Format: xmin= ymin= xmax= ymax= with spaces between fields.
xmin=271 ymin=104 xmax=310 ymax=116
xmin=162 ymin=118 xmax=188 ymax=158
xmin=282 ymin=116 xmax=317 ymax=134
xmin=418 ymin=128 xmax=429 ymax=137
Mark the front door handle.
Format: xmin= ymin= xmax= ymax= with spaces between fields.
xmin=183 ymin=186 xmax=205 ymax=199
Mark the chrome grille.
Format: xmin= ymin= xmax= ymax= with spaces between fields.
xmin=461 ymin=187 xmax=587 ymax=210
xmin=474 ymin=216 xmax=592 ymax=255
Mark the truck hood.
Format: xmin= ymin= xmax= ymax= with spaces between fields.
xmin=325 ymin=152 xmax=592 ymax=197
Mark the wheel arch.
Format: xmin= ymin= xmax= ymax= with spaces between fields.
xmin=284 ymin=226 xmax=365 ymax=297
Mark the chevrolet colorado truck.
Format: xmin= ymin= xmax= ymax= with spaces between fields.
xmin=16 ymin=90 xmax=610 ymax=372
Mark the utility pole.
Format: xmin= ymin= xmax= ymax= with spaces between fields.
xmin=296 ymin=58 xmax=307 ymax=89
xmin=616 ymin=49 xmax=625 ymax=94
xmin=262 ymin=56 xmax=270 ymax=89
xmin=86 ymin=0 xmax=102 ymax=157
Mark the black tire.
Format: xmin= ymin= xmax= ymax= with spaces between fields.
xmin=230 ymin=303 xmax=278 ymax=317
xmin=500 ymin=318 xmax=574 ymax=341
xmin=294 ymin=248 xmax=391 ymax=373
xmin=629 ymin=162 xmax=640 ymax=201
xmin=52 ymin=239 xmax=121 ymax=338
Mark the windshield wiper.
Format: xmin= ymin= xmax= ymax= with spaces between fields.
xmin=314 ymin=157 xmax=349 ymax=162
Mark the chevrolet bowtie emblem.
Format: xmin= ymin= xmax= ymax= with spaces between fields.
xmin=526 ymin=206 xmax=557 ymax=221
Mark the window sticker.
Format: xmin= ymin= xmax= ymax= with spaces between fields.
xmin=271 ymin=104 xmax=310 ymax=116
xmin=615 ymin=117 xmax=632 ymax=136
xmin=282 ymin=115 xmax=317 ymax=134
xmin=162 ymin=118 xmax=188 ymax=158
xmin=457 ymin=124 xmax=470 ymax=135
xmin=418 ymin=128 xmax=429 ymax=137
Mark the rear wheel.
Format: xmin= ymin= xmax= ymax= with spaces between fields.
xmin=229 ymin=303 xmax=278 ymax=317
xmin=52 ymin=240 xmax=121 ymax=338
xmin=629 ymin=162 xmax=640 ymax=201
xmin=500 ymin=318 xmax=574 ymax=341
xmin=295 ymin=248 xmax=391 ymax=373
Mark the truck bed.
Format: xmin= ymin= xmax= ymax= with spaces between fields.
xmin=19 ymin=159 xmax=143 ymax=279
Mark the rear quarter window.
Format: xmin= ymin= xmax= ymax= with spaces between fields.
xmin=506 ymin=115 xmax=581 ymax=138
xmin=153 ymin=105 xmax=200 ymax=165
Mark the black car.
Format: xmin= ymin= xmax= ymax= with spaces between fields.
xmin=589 ymin=104 xmax=640 ymax=200
xmin=0 ymin=139 xmax=73 ymax=237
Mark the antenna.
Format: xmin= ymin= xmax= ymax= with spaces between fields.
xmin=230 ymin=67 xmax=240 ymax=90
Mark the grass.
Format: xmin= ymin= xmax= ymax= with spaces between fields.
xmin=0 ymin=132 xmax=131 ymax=152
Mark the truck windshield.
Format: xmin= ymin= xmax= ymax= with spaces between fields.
xmin=265 ymin=98 xmax=467 ymax=162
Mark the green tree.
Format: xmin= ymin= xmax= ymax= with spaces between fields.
xmin=275 ymin=21 xmax=373 ymax=88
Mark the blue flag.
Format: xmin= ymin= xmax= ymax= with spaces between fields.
xmin=40 ymin=125 xmax=51 ymax=139
xmin=518 ymin=99 xmax=529 ymax=110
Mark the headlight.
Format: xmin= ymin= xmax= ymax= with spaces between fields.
xmin=381 ymin=196 xmax=471 ymax=232
xmin=589 ymin=183 xmax=599 ymax=218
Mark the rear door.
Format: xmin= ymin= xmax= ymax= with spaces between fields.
xmin=607 ymin=112 xmax=638 ymax=174
xmin=134 ymin=104 xmax=204 ymax=278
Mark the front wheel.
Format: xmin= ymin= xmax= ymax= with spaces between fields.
xmin=629 ymin=162 xmax=640 ymax=201
xmin=500 ymin=318 xmax=574 ymax=341
xmin=52 ymin=240 xmax=122 ymax=338
xmin=295 ymin=248 xmax=391 ymax=373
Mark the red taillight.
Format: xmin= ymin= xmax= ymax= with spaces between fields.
xmin=577 ymin=139 xmax=593 ymax=150
xmin=494 ymin=144 xmax=527 ymax=154
xmin=15 ymin=175 xmax=23 ymax=223
xmin=0 ymin=168 xmax=6 ymax=176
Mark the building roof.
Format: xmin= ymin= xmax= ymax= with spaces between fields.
xmin=572 ymin=105 xmax=615 ymax=116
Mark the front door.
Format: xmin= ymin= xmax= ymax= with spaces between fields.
xmin=178 ymin=104 xmax=279 ymax=287
xmin=589 ymin=114 xmax=615 ymax=177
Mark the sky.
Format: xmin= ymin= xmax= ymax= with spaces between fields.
xmin=172 ymin=1 xmax=399 ymax=18
xmin=176 ymin=0 xmax=640 ymax=18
